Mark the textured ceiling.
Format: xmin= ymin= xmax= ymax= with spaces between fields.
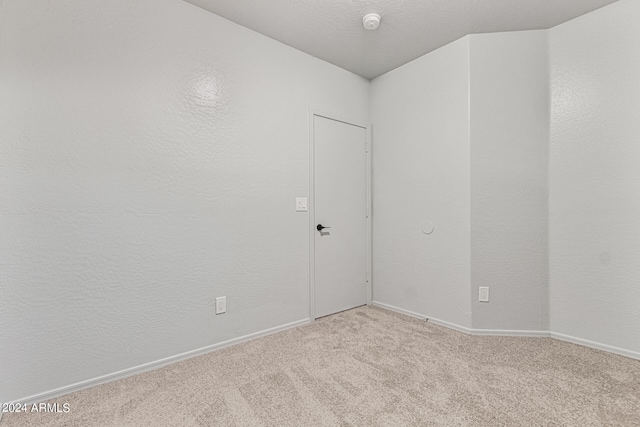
xmin=183 ymin=0 xmax=620 ymax=80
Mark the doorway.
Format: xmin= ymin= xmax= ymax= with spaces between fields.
xmin=309 ymin=112 xmax=371 ymax=319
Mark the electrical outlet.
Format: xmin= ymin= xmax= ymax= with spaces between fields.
xmin=215 ymin=296 xmax=226 ymax=314
xmin=479 ymin=287 xmax=490 ymax=302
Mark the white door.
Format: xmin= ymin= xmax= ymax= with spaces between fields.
xmin=313 ymin=114 xmax=368 ymax=319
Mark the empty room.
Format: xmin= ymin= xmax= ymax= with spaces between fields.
xmin=1 ymin=0 xmax=639 ymax=425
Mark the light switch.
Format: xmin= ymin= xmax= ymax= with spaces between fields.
xmin=479 ymin=287 xmax=490 ymax=302
xmin=296 ymin=197 xmax=308 ymax=212
xmin=215 ymin=296 xmax=226 ymax=314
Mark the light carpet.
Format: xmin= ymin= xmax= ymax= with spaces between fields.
xmin=3 ymin=306 xmax=639 ymax=426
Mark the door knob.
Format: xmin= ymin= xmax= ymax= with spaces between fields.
xmin=317 ymin=224 xmax=331 ymax=231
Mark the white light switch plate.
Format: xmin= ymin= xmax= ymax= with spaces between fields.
xmin=296 ymin=197 xmax=308 ymax=212
xmin=479 ymin=287 xmax=490 ymax=302
xmin=215 ymin=296 xmax=226 ymax=314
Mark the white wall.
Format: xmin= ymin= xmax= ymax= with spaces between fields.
xmin=371 ymin=31 xmax=550 ymax=332
xmin=0 ymin=0 xmax=369 ymax=402
xmin=549 ymin=0 xmax=640 ymax=354
xmin=374 ymin=0 xmax=640 ymax=352
xmin=371 ymin=38 xmax=472 ymax=328
xmin=470 ymin=31 xmax=549 ymax=331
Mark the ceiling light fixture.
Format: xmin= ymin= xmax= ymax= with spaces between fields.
xmin=362 ymin=13 xmax=381 ymax=30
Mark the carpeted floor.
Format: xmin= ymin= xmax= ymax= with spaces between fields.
xmin=3 ymin=306 xmax=640 ymax=426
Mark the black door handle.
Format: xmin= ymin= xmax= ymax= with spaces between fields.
xmin=317 ymin=224 xmax=331 ymax=231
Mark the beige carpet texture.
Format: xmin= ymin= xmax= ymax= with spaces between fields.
xmin=3 ymin=306 xmax=640 ymax=426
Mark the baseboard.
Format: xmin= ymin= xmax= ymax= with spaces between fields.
xmin=373 ymin=301 xmax=548 ymax=336
xmin=550 ymin=331 xmax=640 ymax=361
xmin=9 ymin=318 xmax=311 ymax=405
xmin=470 ymin=329 xmax=549 ymax=337
xmin=372 ymin=301 xmax=639 ymax=360
xmin=370 ymin=301 xmax=427 ymax=321
xmin=372 ymin=301 xmax=474 ymax=334
xmin=7 ymin=307 xmax=639 ymax=407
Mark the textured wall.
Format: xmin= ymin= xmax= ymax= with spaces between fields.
xmin=371 ymin=38 xmax=472 ymax=328
xmin=470 ymin=31 xmax=549 ymax=331
xmin=549 ymin=0 xmax=640 ymax=353
xmin=0 ymin=0 xmax=369 ymax=402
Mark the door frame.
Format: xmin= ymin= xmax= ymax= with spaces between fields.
xmin=308 ymin=109 xmax=372 ymax=320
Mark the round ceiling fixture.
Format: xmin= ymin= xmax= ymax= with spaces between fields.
xmin=363 ymin=13 xmax=381 ymax=30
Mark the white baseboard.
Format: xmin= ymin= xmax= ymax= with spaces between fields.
xmin=550 ymin=331 xmax=640 ymax=361
xmin=9 ymin=318 xmax=311 ymax=406
xmin=370 ymin=301 xmax=427 ymax=321
xmin=372 ymin=301 xmax=547 ymax=337
xmin=470 ymin=329 xmax=549 ymax=337
xmin=372 ymin=301 xmax=639 ymax=360
xmin=371 ymin=301 xmax=474 ymax=334
xmin=8 ymin=305 xmax=639 ymax=407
